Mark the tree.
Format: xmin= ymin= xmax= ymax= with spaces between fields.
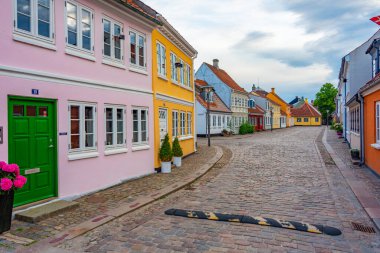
xmin=313 ymin=83 xmax=338 ymax=120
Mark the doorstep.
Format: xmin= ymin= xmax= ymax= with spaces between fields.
xmin=15 ymin=200 xmax=79 ymax=223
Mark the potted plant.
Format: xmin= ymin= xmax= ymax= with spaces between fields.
xmin=159 ymin=134 xmax=172 ymax=173
xmin=0 ymin=161 xmax=27 ymax=233
xmin=221 ymin=129 xmax=230 ymax=137
xmin=172 ymin=137 xmax=183 ymax=167
xmin=350 ymin=149 xmax=360 ymax=160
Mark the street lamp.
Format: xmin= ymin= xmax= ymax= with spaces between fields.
xmin=201 ymin=85 xmax=214 ymax=147
xmin=270 ymin=106 xmax=273 ymax=131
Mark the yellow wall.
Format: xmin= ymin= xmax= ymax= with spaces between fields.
xmin=293 ymin=117 xmax=322 ymax=126
xmin=267 ymin=91 xmax=291 ymax=127
xmin=269 ymin=102 xmax=281 ymax=129
xmin=152 ymin=29 xmax=195 ymax=168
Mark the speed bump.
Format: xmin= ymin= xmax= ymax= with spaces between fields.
xmin=164 ymin=209 xmax=341 ymax=236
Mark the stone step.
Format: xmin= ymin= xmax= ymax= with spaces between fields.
xmin=15 ymin=200 xmax=79 ymax=223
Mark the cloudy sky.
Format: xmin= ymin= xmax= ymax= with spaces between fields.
xmin=144 ymin=0 xmax=380 ymax=101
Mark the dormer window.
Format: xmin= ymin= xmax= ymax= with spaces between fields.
xmin=203 ymin=91 xmax=213 ymax=102
xmin=367 ymin=39 xmax=380 ymax=78
xmin=248 ymin=99 xmax=255 ymax=108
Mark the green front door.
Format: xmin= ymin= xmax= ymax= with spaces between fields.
xmin=8 ymin=97 xmax=57 ymax=207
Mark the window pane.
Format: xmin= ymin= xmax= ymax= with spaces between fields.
xmin=27 ymin=106 xmax=36 ymax=116
xmin=67 ymin=3 xmax=77 ymax=19
xmin=82 ymin=35 xmax=91 ymax=50
xmin=85 ymin=134 xmax=94 ymax=147
xmin=104 ymin=44 xmax=111 ymax=57
xmin=106 ymin=120 xmax=112 ymax=132
xmin=71 ymin=135 xmax=79 ymax=149
xmin=70 ymin=106 xmax=79 ymax=119
xmin=133 ymin=120 xmax=138 ymax=132
xmin=115 ymin=48 xmax=121 ymax=60
xmin=133 ymin=132 xmax=138 ymax=143
xmin=106 ymin=133 xmax=113 ymax=145
xmin=13 ymin=105 xmax=24 ymax=116
xmin=68 ymin=31 xmax=77 ymax=46
xmin=18 ymin=0 xmax=31 ymax=14
xmin=141 ymin=110 xmax=146 ymax=120
xmin=133 ymin=110 xmax=138 ymax=121
xmin=117 ymin=133 xmax=123 ymax=144
xmin=130 ymin=32 xmax=136 ymax=64
xmin=85 ymin=120 xmax=94 ymax=133
xmin=39 ymin=107 xmax=48 ymax=117
xmin=141 ymin=131 xmax=147 ymax=142
xmin=38 ymin=21 xmax=50 ymax=37
xmin=85 ymin=106 xmax=93 ymax=119
xmin=106 ymin=108 xmax=113 ymax=120
xmin=117 ymin=109 xmax=123 ymax=120
xmin=117 ymin=121 xmax=123 ymax=132
xmin=71 ymin=120 xmax=79 ymax=134
xmin=17 ymin=13 xmax=31 ymax=32
xmin=141 ymin=120 xmax=146 ymax=131
xmin=38 ymin=4 xmax=49 ymax=22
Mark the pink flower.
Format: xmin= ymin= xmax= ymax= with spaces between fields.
xmin=0 ymin=178 xmax=13 ymax=191
xmin=2 ymin=164 xmax=16 ymax=173
xmin=0 ymin=161 xmax=7 ymax=170
xmin=13 ymin=175 xmax=27 ymax=189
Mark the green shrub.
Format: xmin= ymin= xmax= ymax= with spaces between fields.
xmin=172 ymin=137 xmax=183 ymax=157
xmin=335 ymin=123 xmax=343 ymax=133
xmin=239 ymin=122 xmax=254 ymax=135
xmin=159 ymin=134 xmax=172 ymax=162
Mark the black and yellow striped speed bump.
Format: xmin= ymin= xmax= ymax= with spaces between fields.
xmin=164 ymin=209 xmax=341 ymax=236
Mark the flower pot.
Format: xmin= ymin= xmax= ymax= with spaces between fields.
xmin=0 ymin=191 xmax=14 ymax=234
xmin=173 ymin=157 xmax=182 ymax=167
xmin=161 ymin=161 xmax=172 ymax=173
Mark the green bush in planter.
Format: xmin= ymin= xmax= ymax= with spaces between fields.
xmin=172 ymin=137 xmax=183 ymax=157
xmin=159 ymin=134 xmax=172 ymax=162
xmin=239 ymin=122 xmax=254 ymax=135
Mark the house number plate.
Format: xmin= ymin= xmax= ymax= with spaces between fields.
xmin=25 ymin=168 xmax=40 ymax=175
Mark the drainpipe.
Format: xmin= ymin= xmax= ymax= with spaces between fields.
xmin=358 ymin=93 xmax=365 ymax=165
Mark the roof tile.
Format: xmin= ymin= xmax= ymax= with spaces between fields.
xmin=205 ymin=63 xmax=247 ymax=93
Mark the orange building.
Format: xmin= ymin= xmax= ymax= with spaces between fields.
xmin=266 ymin=88 xmax=292 ymax=127
xmin=360 ymin=74 xmax=380 ymax=175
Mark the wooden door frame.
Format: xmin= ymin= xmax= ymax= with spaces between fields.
xmin=8 ymin=96 xmax=58 ymax=205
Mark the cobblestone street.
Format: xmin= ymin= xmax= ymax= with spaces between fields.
xmin=56 ymin=127 xmax=380 ymax=253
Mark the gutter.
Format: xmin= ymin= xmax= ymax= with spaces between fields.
xmin=358 ymin=93 xmax=365 ymax=165
xmin=114 ymin=0 xmax=162 ymax=26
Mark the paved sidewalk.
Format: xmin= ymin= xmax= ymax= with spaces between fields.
xmin=0 ymin=145 xmax=224 ymax=253
xmin=323 ymin=127 xmax=380 ymax=230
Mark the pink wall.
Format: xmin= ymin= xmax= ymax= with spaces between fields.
xmin=0 ymin=0 xmax=157 ymax=198
xmin=0 ymin=0 xmax=153 ymax=90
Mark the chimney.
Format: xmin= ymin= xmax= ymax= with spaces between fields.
xmin=311 ymin=100 xmax=314 ymax=104
xmin=271 ymin=88 xmax=275 ymax=93
xmin=213 ymin=59 xmax=219 ymax=69
xmin=252 ymin=84 xmax=256 ymax=91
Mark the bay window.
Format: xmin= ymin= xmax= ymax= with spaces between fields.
xmin=69 ymin=103 xmax=97 ymax=152
xmin=66 ymin=1 xmax=93 ymax=52
xmin=105 ymin=106 xmax=126 ymax=149
xmin=132 ymin=108 xmax=148 ymax=145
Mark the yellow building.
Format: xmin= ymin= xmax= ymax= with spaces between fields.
xmin=291 ymin=99 xmax=322 ymax=126
xmin=267 ymin=98 xmax=282 ymax=129
xmin=266 ymin=88 xmax=292 ymax=127
xmin=152 ymin=16 xmax=198 ymax=168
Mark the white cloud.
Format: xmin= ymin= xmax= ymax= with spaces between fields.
xmin=143 ymin=0 xmax=379 ymax=101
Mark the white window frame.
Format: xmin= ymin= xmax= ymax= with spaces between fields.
xmin=132 ymin=107 xmax=149 ymax=145
xmin=102 ymin=17 xmax=124 ymax=64
xmin=65 ymin=1 xmax=94 ymax=55
xmin=104 ymin=105 xmax=126 ymax=150
xmin=129 ymin=29 xmax=146 ymax=70
xmin=68 ymin=102 xmax=97 ymax=153
xmin=187 ymin=112 xmax=192 ymax=135
xmin=13 ymin=0 xmax=55 ymax=47
xmin=179 ymin=59 xmax=185 ymax=85
xmin=180 ymin=111 xmax=186 ymax=136
xmin=157 ymin=41 xmax=166 ymax=77
xmin=185 ymin=64 xmax=191 ymax=87
xmin=172 ymin=110 xmax=178 ymax=137
xmin=170 ymin=52 xmax=178 ymax=83
xmin=376 ymin=102 xmax=380 ymax=144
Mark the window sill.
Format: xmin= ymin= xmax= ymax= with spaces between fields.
xmin=13 ymin=32 xmax=56 ymax=51
xmin=171 ymin=80 xmax=179 ymax=85
xmin=102 ymin=59 xmax=126 ymax=69
xmin=131 ymin=144 xmax=150 ymax=151
xmin=179 ymin=135 xmax=193 ymax=141
xmin=158 ymin=74 xmax=168 ymax=81
xmin=370 ymin=143 xmax=380 ymax=150
xmin=65 ymin=48 xmax=96 ymax=62
xmin=68 ymin=151 xmax=99 ymax=161
xmin=129 ymin=66 xmax=148 ymax=75
xmin=104 ymin=148 xmax=128 ymax=156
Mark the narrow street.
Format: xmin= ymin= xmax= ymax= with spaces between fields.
xmin=57 ymin=127 xmax=380 ymax=252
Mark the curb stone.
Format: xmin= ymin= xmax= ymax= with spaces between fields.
xmin=321 ymin=127 xmax=380 ymax=231
xmin=15 ymin=146 xmax=224 ymax=253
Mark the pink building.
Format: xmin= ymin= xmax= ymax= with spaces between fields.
xmin=0 ymin=0 xmax=161 ymax=207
